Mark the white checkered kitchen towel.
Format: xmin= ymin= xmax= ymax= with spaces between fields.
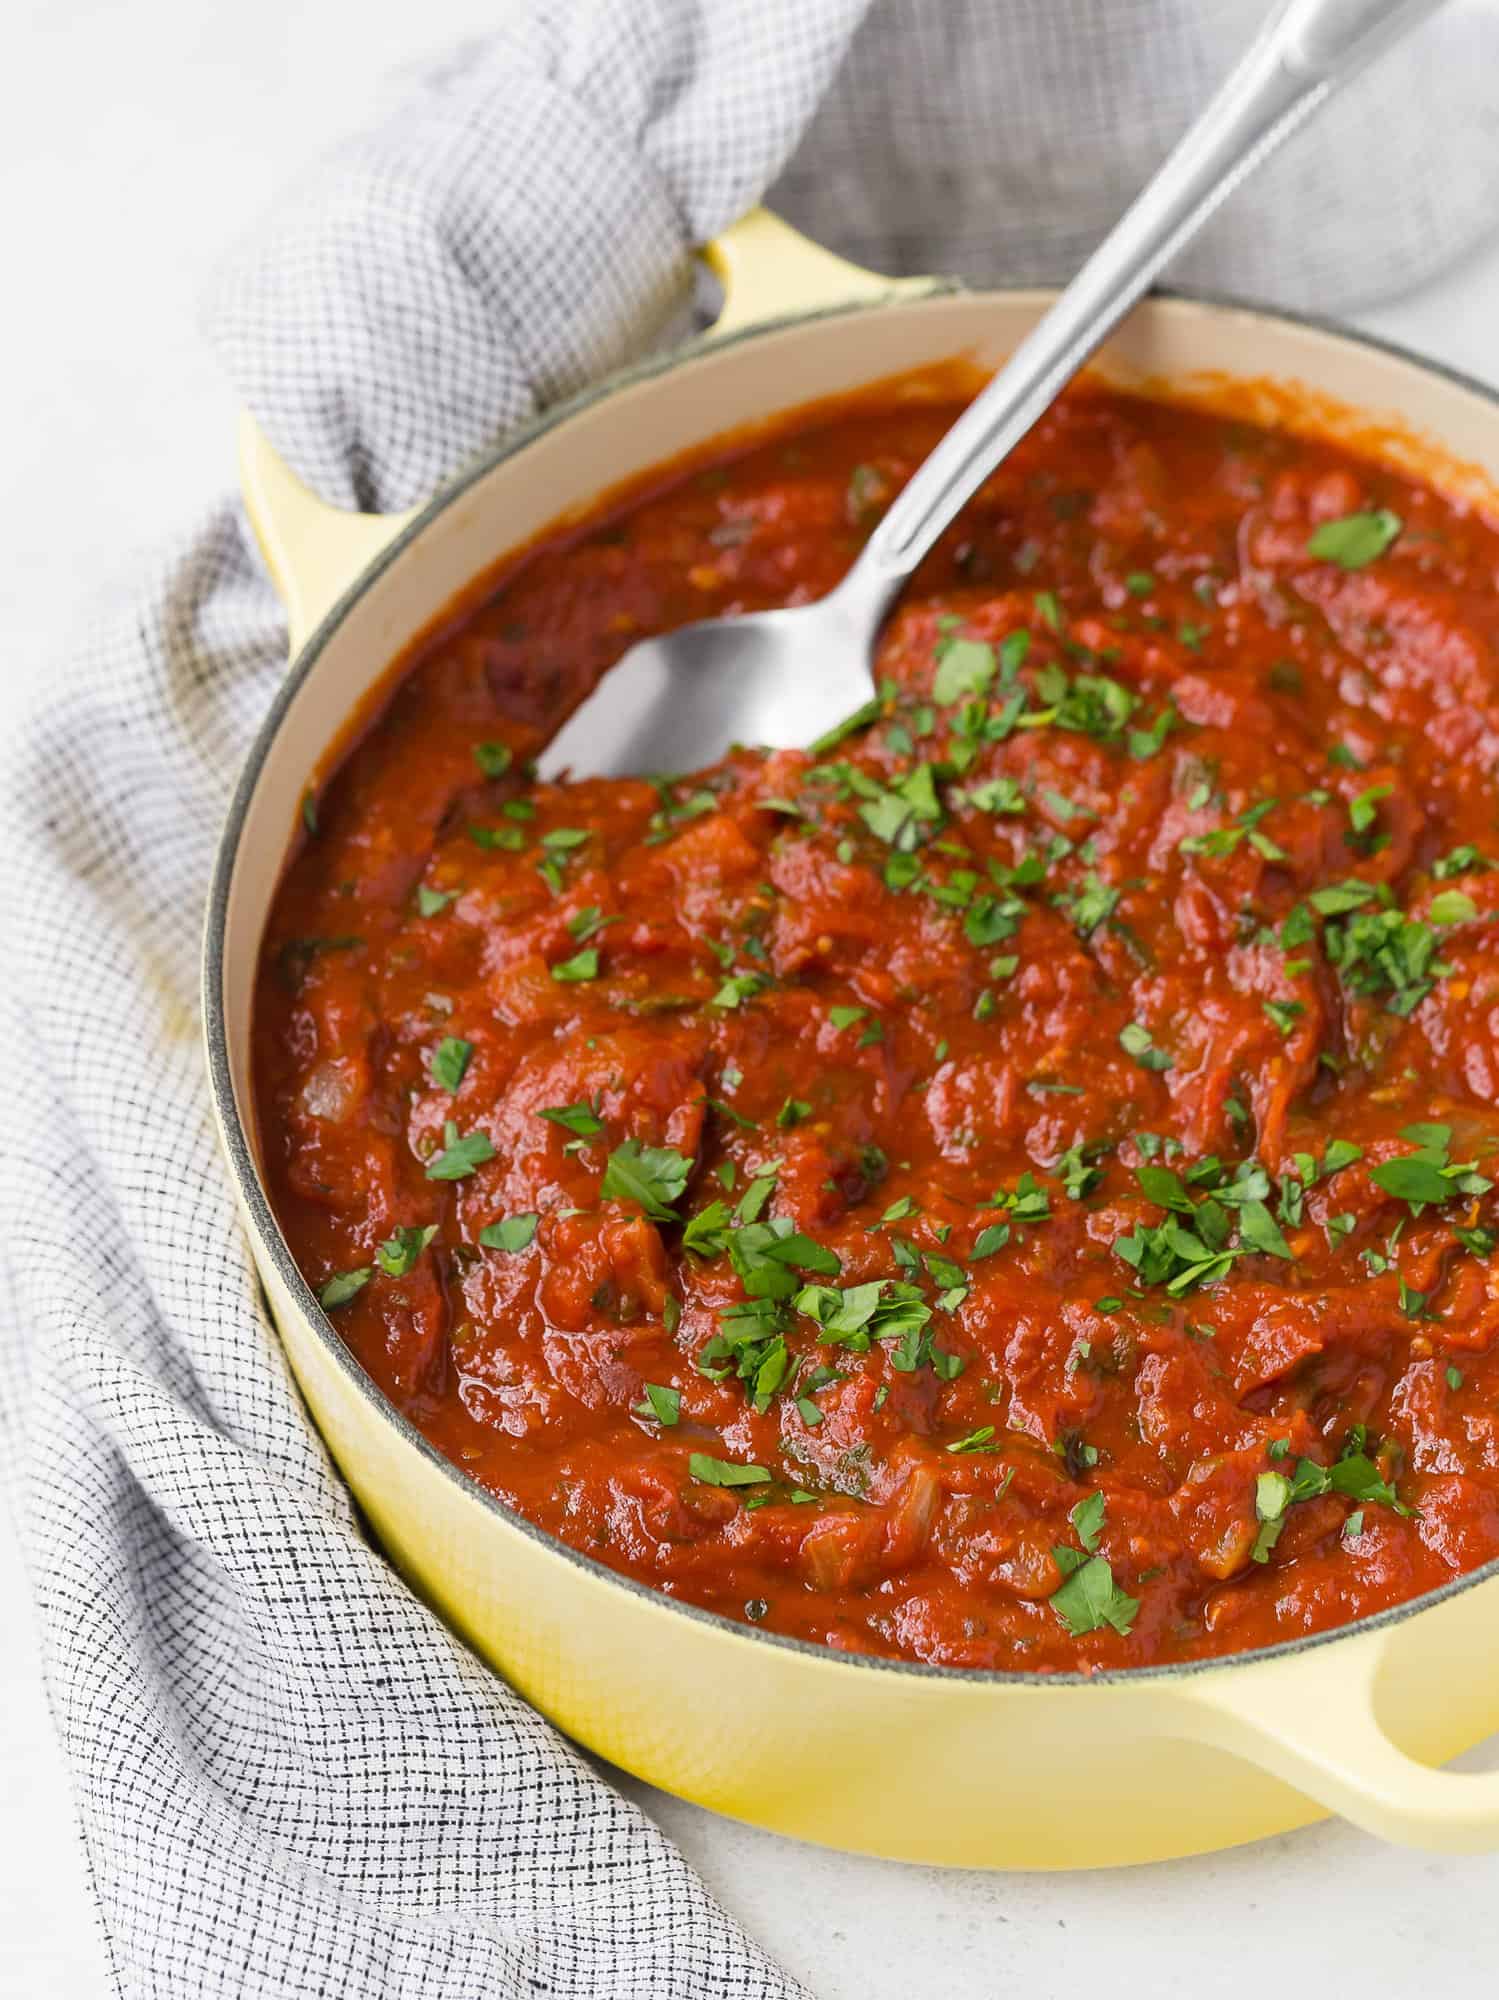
xmin=4 ymin=4 xmax=1498 ymax=1994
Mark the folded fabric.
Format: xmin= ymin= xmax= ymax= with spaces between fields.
xmin=5 ymin=3 xmax=1497 ymax=1994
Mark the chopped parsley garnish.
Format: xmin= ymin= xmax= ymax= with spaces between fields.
xmin=1237 ymin=1202 xmax=1292 ymax=1261
xmin=537 ymin=1097 xmax=605 ymax=1137
xmin=1262 ymin=997 xmax=1305 ymax=1038
xmin=1116 ymin=1210 xmax=1234 ymax=1294
xmin=807 ymin=690 xmax=887 ymax=757
xmin=1369 ymin=1124 xmax=1493 ymax=1214
xmin=376 ymin=1225 xmax=437 ymax=1276
xmin=1180 ymin=797 xmax=1282 ymax=862
xmin=689 ymin=1453 xmax=770 ymax=1488
xmin=472 ymin=740 xmax=512 ymax=777
xmin=478 ymin=1213 xmax=538 ymax=1253
xmin=696 ymin=1296 xmax=789 ymax=1409
xmin=1347 ymin=782 xmax=1391 ymax=836
xmin=1398 ymin=1278 xmax=1432 ymax=1321
xmin=1430 ymin=889 xmax=1477 ymax=925
xmin=1053 ymin=673 xmax=1137 ymax=742
xmin=417 ymin=886 xmax=457 ymax=917
xmin=1117 ymin=1155 xmax=1296 ymax=1292
xmin=635 ymin=1383 xmax=681 ymax=1426
xmin=1119 ymin=1021 xmax=1171 ymax=1072
xmin=600 ymin=1140 xmax=693 ymax=1221
xmin=425 ymin=1121 xmax=496 ymax=1181
xmin=318 ymin=1267 xmax=370 ymax=1309
xmin=964 ymin=891 xmax=1024 ymax=948
xmin=645 ymin=784 xmax=718 ymax=845
xmin=1055 ymin=872 xmax=1119 ymax=938
xmin=796 ymin=1277 xmax=923 ymax=1348
xmin=551 ymin=946 xmax=600 ymax=982
xmin=682 ymin=1200 xmax=731 ymax=1257
xmin=1049 ymin=1491 xmax=1138 ymax=1639
xmin=945 ymin=1425 xmax=999 ymax=1455
xmin=712 ymin=972 xmax=768 ymax=1010
xmin=964 ymin=775 xmax=1026 ymax=815
xmin=430 ymin=1036 xmax=473 ymax=1092
xmin=988 ymin=1172 xmax=1051 ymax=1223
xmin=1324 ymin=902 xmax=1448 ymax=1016
xmin=470 ymin=822 xmax=525 ymax=851
xmin=1433 ymin=845 xmax=1487 ymax=880
xmin=1255 ymin=1429 xmax=1415 ymax=1565
xmin=1306 ymin=508 xmax=1402 ymax=569
xmin=932 ymin=635 xmax=996 ymax=706
xmin=1308 ymin=880 xmax=1377 ymax=915
xmin=567 ymin=906 xmax=621 ymax=942
xmin=1071 ymin=1491 xmax=1106 ymax=1551
xmin=737 ymin=1222 xmax=841 ymax=1314
xmin=1251 ymin=1469 xmax=1292 ymax=1563
xmin=735 ymin=1172 xmax=781 ymax=1225
xmin=1128 ymin=705 xmax=1176 ymax=760
xmin=858 ymin=763 xmax=944 ymax=850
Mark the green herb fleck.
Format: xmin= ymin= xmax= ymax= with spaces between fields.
xmin=425 ymin=1121 xmax=495 ymax=1181
xmin=1306 ymin=509 xmax=1401 ymax=569
xmin=473 ymin=741 xmax=512 ymax=778
xmin=318 ymin=1267 xmax=370 ymax=1309
xmin=478 ymin=1213 xmax=539 ymax=1253
xmin=551 ymin=947 xmax=600 ymax=983
xmin=430 ymin=1037 xmax=473 ymax=1092
xmin=635 ymin=1383 xmax=681 ymax=1426
xmin=600 ymin=1140 xmax=693 ymax=1221
xmin=1119 ymin=1021 xmax=1171 ymax=1072
xmin=376 ymin=1225 xmax=437 ymax=1277
xmin=689 ymin=1453 xmax=770 ymax=1488
xmin=537 ymin=1097 xmax=605 ymax=1138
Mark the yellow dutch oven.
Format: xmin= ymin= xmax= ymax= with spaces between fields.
xmin=206 ymin=208 xmax=1499 ymax=1869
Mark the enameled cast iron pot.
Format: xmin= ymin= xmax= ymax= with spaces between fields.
xmin=205 ymin=208 xmax=1499 ymax=1868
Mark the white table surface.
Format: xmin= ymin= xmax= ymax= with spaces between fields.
xmin=5 ymin=5 xmax=1499 ymax=1995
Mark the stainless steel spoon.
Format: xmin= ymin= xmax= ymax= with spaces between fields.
xmin=539 ymin=0 xmax=1446 ymax=782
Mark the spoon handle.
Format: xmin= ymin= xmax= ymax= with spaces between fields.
xmin=848 ymin=0 xmax=1448 ymax=605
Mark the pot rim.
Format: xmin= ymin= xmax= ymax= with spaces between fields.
xmin=204 ymin=280 xmax=1499 ymax=1692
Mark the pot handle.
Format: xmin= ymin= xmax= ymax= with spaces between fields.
xmin=1176 ymin=1626 xmax=1499 ymax=1850
xmin=701 ymin=206 xmax=940 ymax=339
xmin=238 ymin=413 xmax=421 ymax=657
xmin=241 ymin=208 xmax=930 ymax=653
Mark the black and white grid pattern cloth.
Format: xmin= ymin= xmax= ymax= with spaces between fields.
xmin=3 ymin=4 xmax=1497 ymax=1995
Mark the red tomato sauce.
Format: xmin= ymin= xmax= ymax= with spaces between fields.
xmin=253 ymin=383 xmax=1499 ymax=1671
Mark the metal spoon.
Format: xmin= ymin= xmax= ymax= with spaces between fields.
xmin=539 ymin=0 xmax=1446 ymax=782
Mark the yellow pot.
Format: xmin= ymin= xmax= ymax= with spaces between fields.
xmin=206 ymin=208 xmax=1499 ymax=1869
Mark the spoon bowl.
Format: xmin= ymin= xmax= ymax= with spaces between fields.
xmin=537 ymin=571 xmax=885 ymax=780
